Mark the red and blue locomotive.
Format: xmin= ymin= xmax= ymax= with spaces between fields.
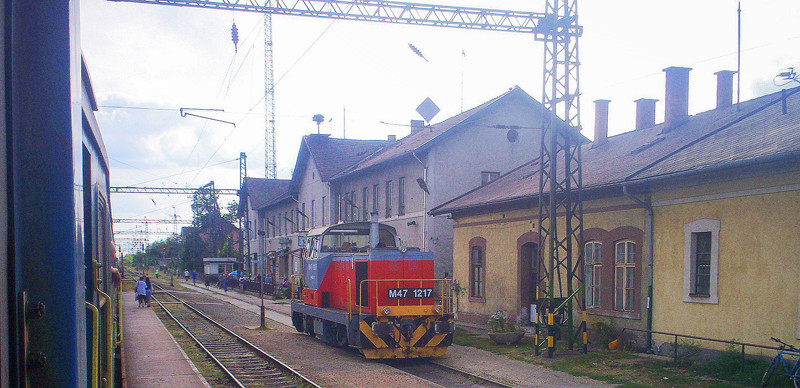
xmin=290 ymin=216 xmax=455 ymax=359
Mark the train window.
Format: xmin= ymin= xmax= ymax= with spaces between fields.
xmin=320 ymin=227 xmax=396 ymax=252
xmin=307 ymin=237 xmax=320 ymax=259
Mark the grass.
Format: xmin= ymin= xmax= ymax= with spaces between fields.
xmin=453 ymin=328 xmax=789 ymax=387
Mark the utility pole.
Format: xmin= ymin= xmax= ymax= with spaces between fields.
xmin=240 ymin=152 xmax=250 ymax=276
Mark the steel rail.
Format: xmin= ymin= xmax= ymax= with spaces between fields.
xmin=151 ymin=292 xmax=248 ymax=388
xmin=426 ymin=360 xmax=514 ymax=388
xmin=154 ymin=284 xmax=321 ymax=387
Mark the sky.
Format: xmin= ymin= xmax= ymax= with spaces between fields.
xmin=79 ymin=0 xmax=800 ymax=253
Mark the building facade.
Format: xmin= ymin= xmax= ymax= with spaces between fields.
xmin=242 ymin=86 xmax=562 ymax=280
xmin=331 ymin=86 xmax=557 ymax=277
xmin=433 ymin=68 xmax=800 ymax=354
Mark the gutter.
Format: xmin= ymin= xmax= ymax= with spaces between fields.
xmin=412 ymin=151 xmax=428 ymax=250
xmin=622 ymin=184 xmax=654 ymax=353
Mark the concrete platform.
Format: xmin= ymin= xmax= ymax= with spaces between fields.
xmin=121 ymin=290 xmax=211 ymax=388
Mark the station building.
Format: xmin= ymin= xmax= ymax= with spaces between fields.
xmin=240 ymin=86 xmax=558 ymax=279
xmin=431 ymin=67 xmax=800 ymax=354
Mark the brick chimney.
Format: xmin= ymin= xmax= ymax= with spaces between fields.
xmin=593 ymin=99 xmax=610 ymax=146
xmin=634 ymin=98 xmax=658 ymax=130
xmin=663 ymin=66 xmax=691 ymax=130
xmin=714 ymin=70 xmax=736 ymax=109
xmin=387 ymin=134 xmax=396 ymax=141
xmin=410 ymin=119 xmax=425 ymax=135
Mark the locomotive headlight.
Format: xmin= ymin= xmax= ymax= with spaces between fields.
xmin=383 ymin=307 xmax=391 ymax=315
xmin=435 ymin=306 xmax=443 ymax=313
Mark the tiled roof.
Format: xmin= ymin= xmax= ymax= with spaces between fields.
xmin=302 ymin=134 xmax=392 ymax=182
xmin=431 ymin=86 xmax=800 ymax=215
xmin=240 ymin=177 xmax=291 ymax=211
xmin=332 ymin=86 xmax=565 ymax=179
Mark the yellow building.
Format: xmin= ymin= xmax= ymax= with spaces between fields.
xmin=431 ymin=68 xmax=800 ymax=354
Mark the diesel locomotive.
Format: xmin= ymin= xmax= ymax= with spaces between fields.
xmin=290 ymin=216 xmax=455 ymax=359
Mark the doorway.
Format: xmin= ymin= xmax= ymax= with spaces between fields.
xmin=519 ymin=241 xmax=538 ymax=324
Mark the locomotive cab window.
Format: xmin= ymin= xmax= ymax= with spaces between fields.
xmin=319 ymin=224 xmax=397 ymax=252
xmin=306 ymin=237 xmax=320 ymax=260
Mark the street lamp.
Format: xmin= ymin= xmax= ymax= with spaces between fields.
xmin=258 ymin=230 xmax=267 ymax=329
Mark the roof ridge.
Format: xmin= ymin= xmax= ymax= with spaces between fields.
xmin=625 ymin=87 xmax=800 ymax=181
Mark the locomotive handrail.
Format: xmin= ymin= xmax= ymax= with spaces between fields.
xmin=85 ymin=301 xmax=100 ymax=388
xmin=93 ymin=261 xmax=115 ymax=388
xmin=116 ymin=288 xmax=123 ymax=347
xmin=347 ymin=278 xmax=352 ymax=319
xmin=290 ymin=274 xmax=304 ymax=300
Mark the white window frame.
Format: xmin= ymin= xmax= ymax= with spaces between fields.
xmin=585 ymin=241 xmax=602 ymax=308
xmin=614 ymin=240 xmax=635 ymax=312
xmin=682 ymin=219 xmax=720 ymax=304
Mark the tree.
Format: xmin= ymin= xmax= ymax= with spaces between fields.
xmin=191 ymin=182 xmax=225 ymax=255
xmin=223 ymin=201 xmax=239 ymax=224
xmin=146 ymin=235 xmax=184 ymax=261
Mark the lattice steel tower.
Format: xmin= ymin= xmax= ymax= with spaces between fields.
xmin=534 ymin=0 xmax=586 ymax=358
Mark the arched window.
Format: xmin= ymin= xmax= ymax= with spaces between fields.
xmin=585 ymin=241 xmax=602 ymax=308
xmin=614 ymin=240 xmax=635 ymax=311
xmin=469 ymin=237 xmax=486 ymax=299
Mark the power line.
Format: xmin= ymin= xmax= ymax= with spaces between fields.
xmin=127 ymin=157 xmax=239 ymax=187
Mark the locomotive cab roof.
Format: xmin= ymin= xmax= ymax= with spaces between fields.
xmin=307 ymin=222 xmax=398 ymax=253
xmin=306 ymin=221 xmax=396 ymax=238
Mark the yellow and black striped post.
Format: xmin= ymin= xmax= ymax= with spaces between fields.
xmin=582 ymin=310 xmax=588 ymax=353
xmin=547 ymin=312 xmax=555 ymax=357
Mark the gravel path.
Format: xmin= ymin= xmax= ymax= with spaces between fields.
xmin=435 ymin=345 xmax=612 ymax=388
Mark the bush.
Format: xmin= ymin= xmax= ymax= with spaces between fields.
xmin=589 ymin=319 xmax=618 ymax=346
xmin=488 ymin=310 xmax=520 ymax=333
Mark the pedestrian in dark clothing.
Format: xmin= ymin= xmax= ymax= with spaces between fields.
xmin=191 ymin=270 xmax=197 ymax=285
xmin=222 ymin=274 xmax=228 ymax=293
xmin=144 ymin=276 xmax=152 ymax=307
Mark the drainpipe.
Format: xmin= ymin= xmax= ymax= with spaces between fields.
xmin=622 ymin=184 xmax=654 ymax=353
xmin=412 ymin=151 xmax=428 ymax=251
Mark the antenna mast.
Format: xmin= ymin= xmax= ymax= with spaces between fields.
xmin=265 ymin=15 xmax=277 ymax=179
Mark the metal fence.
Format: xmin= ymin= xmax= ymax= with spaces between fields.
xmin=620 ymin=327 xmax=783 ymax=363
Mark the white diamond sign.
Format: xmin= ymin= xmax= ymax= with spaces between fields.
xmin=416 ymin=97 xmax=440 ymax=123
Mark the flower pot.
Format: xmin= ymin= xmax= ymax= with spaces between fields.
xmin=488 ymin=331 xmax=525 ymax=345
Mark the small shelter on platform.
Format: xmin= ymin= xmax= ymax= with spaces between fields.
xmin=202 ymin=257 xmax=238 ymax=277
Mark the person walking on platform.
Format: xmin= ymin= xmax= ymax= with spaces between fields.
xmin=222 ymin=273 xmax=228 ymax=293
xmin=136 ymin=276 xmax=147 ymax=308
xmin=191 ymin=270 xmax=197 ymax=286
xmin=184 ymin=269 xmax=189 ymax=281
xmin=144 ymin=275 xmax=152 ymax=307
xmin=155 ymin=268 xmax=159 ymax=279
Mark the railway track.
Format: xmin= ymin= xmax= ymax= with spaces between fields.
xmin=158 ymin=283 xmax=515 ymax=387
xmin=389 ymin=359 xmax=514 ymax=387
xmin=152 ymin=285 xmax=320 ymax=388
